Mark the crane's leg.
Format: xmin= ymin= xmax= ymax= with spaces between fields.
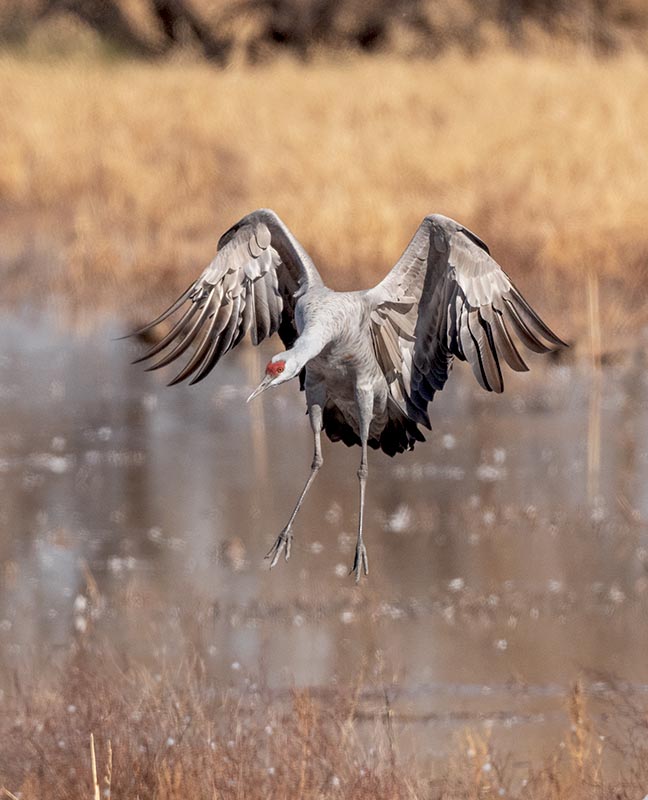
xmin=351 ymin=387 xmax=372 ymax=583
xmin=265 ymin=401 xmax=324 ymax=568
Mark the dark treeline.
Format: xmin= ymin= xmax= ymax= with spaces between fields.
xmin=3 ymin=0 xmax=648 ymax=63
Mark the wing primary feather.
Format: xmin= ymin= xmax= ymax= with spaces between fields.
xmin=239 ymin=287 xmax=255 ymax=343
xmin=266 ymin=271 xmax=283 ymax=337
xmin=126 ymin=282 xmax=195 ymax=338
xmin=248 ymin=283 xmax=259 ymax=346
xmin=414 ymin=375 xmax=437 ymax=402
xmin=228 ymin=297 xmax=250 ymax=353
xmin=510 ymin=288 xmax=567 ymax=348
xmin=405 ymin=392 xmax=432 ymax=429
xmin=189 ymin=295 xmax=242 ymax=385
xmin=475 ymin=312 xmax=504 ymax=393
xmin=166 ymin=304 xmax=227 ymax=386
xmin=466 ymin=311 xmax=491 ymax=390
xmin=491 ymin=309 xmax=529 ymax=372
xmin=504 ymin=299 xmax=551 ymax=354
xmin=144 ymin=298 xmax=213 ymax=371
xmin=133 ymin=299 xmax=203 ymax=364
xmin=461 ymin=309 xmax=491 ymax=391
xmin=449 ymin=291 xmax=465 ymax=360
xmin=215 ymin=295 xmax=243 ymax=357
xmin=253 ymin=276 xmax=271 ymax=341
xmin=457 ymin=303 xmax=483 ymax=378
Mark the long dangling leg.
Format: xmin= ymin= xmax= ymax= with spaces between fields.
xmin=266 ymin=400 xmax=324 ymax=568
xmin=351 ymin=387 xmax=373 ymax=583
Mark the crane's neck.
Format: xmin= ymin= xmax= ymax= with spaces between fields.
xmin=288 ymin=327 xmax=328 ymax=371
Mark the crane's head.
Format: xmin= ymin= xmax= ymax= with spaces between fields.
xmin=246 ymin=353 xmax=301 ymax=402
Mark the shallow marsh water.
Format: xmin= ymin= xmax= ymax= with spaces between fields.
xmin=1 ymin=310 xmax=648 ymax=765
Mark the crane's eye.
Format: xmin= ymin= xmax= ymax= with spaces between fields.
xmin=266 ymin=359 xmax=286 ymax=377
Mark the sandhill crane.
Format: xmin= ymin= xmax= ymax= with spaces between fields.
xmin=129 ymin=209 xmax=565 ymax=581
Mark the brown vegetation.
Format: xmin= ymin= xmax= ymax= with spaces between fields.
xmin=1 ymin=51 xmax=647 ymax=346
xmin=1 ymin=631 xmax=647 ymax=799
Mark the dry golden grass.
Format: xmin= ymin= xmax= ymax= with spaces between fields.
xmin=1 ymin=51 xmax=647 ymax=347
xmin=1 ymin=634 xmax=646 ymax=799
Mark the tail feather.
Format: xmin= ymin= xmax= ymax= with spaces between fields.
xmin=322 ymin=397 xmax=425 ymax=458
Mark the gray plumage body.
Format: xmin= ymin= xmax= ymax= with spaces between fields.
xmin=296 ymin=289 xmax=391 ymax=442
xmin=130 ymin=208 xmax=566 ymax=580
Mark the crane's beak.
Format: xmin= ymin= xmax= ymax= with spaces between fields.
xmin=246 ymin=374 xmax=273 ymax=403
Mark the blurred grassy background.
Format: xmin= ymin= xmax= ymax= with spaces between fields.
xmin=1 ymin=2 xmax=647 ymax=348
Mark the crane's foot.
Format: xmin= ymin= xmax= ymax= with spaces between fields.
xmin=350 ymin=541 xmax=369 ymax=584
xmin=265 ymin=527 xmax=293 ymax=568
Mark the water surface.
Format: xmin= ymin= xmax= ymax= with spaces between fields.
xmin=1 ymin=311 xmax=647 ymax=764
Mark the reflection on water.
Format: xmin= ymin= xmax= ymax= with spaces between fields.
xmin=1 ymin=310 xmax=648 ymax=762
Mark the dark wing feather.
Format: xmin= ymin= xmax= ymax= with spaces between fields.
xmin=128 ymin=209 xmax=322 ymax=385
xmin=368 ymin=214 xmax=566 ymax=426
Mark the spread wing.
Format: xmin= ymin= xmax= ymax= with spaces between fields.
xmin=129 ymin=208 xmax=322 ymax=386
xmin=366 ymin=214 xmax=566 ymax=428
